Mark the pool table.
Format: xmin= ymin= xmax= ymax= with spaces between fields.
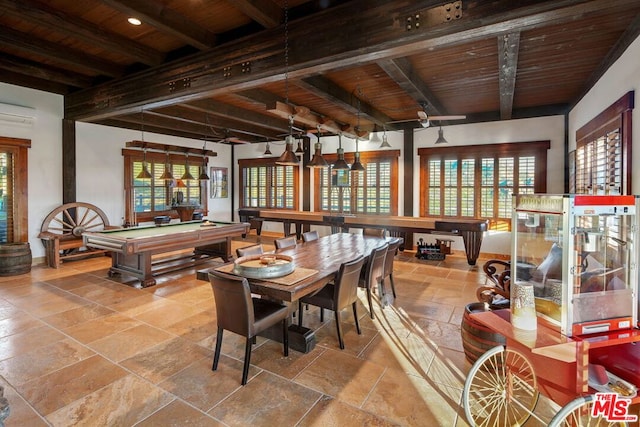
xmin=83 ymin=220 xmax=249 ymax=287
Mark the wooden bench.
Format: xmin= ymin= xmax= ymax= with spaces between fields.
xmin=38 ymin=231 xmax=112 ymax=268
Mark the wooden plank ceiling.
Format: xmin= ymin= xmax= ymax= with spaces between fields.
xmin=1 ymin=0 xmax=639 ymax=143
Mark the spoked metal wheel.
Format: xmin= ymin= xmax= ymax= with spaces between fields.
xmin=549 ymin=395 xmax=628 ymax=427
xmin=40 ymin=202 xmax=110 ymax=240
xmin=463 ymin=345 xmax=539 ymax=426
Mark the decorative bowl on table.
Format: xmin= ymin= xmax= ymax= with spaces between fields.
xmin=233 ymin=254 xmax=294 ymax=279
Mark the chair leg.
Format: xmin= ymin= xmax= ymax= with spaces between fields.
xmin=352 ymin=302 xmax=361 ymax=335
xmin=282 ymin=319 xmax=289 ymax=357
xmin=334 ymin=311 xmax=344 ymax=349
xmin=241 ymin=337 xmax=252 ymax=385
xmin=320 ymin=308 xmax=324 ymax=322
xmin=297 ymin=300 xmax=304 ymax=327
xmin=212 ymin=327 xmax=224 ymax=371
xmin=389 ymin=273 xmax=397 ymax=298
xmin=365 ymin=287 xmax=375 ymax=319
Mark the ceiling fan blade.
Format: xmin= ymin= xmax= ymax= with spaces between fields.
xmin=417 ymin=111 xmax=428 ymax=120
xmin=387 ymin=118 xmax=419 ymax=124
xmin=429 ymin=115 xmax=466 ymax=120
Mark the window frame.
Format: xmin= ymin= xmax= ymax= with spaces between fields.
xmin=238 ymin=157 xmax=300 ymax=210
xmin=123 ymin=148 xmax=208 ymax=223
xmin=0 ymin=137 xmax=29 ymax=242
xmin=314 ymin=150 xmax=400 ymax=215
xmin=418 ymin=141 xmax=549 ymax=228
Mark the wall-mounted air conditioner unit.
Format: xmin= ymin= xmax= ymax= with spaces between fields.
xmin=0 ymin=103 xmax=36 ymax=127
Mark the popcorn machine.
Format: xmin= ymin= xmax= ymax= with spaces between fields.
xmin=512 ymin=194 xmax=639 ymax=336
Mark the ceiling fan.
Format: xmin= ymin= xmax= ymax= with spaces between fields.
xmin=209 ymin=129 xmax=250 ymax=144
xmin=389 ymin=103 xmax=466 ymax=128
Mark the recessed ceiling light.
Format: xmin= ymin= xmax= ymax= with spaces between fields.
xmin=128 ymin=17 xmax=142 ymax=26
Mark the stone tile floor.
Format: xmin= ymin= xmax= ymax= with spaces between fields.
xmin=0 ymin=235 xmax=559 ymax=426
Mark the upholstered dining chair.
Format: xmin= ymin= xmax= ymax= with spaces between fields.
xmin=208 ymin=270 xmax=289 ymax=385
xmin=301 ymin=230 xmax=319 ymax=242
xmin=381 ymin=238 xmax=402 ymax=298
xmin=359 ymin=243 xmax=388 ymax=318
xmin=297 ymin=256 xmax=365 ymax=349
xmin=363 ymin=228 xmax=385 ymax=238
xmin=236 ymin=244 xmax=264 ymax=258
xmin=274 ymin=236 xmax=297 ymax=249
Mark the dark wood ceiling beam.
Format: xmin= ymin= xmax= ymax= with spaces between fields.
xmin=0 ymin=0 xmax=163 ymax=66
xmin=0 ymin=69 xmax=70 ymax=95
xmin=96 ymin=118 xmax=208 ymax=141
xmin=0 ymin=27 xmax=124 ymax=77
xmin=295 ymin=75 xmax=398 ymax=130
xmin=228 ymin=0 xmax=282 ymax=29
xmin=497 ymin=32 xmax=520 ymax=120
xmin=67 ymin=0 xmax=628 ymax=120
xmin=0 ymin=54 xmax=93 ymax=88
xmin=377 ymin=57 xmax=447 ymax=116
xmin=99 ymin=0 xmax=217 ymax=50
xmin=180 ymin=99 xmax=290 ymax=133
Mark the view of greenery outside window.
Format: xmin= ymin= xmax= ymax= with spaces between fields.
xmin=315 ymin=150 xmax=399 ymax=215
xmin=0 ymin=137 xmax=29 ymax=243
xmin=238 ymin=158 xmax=299 ymax=209
xmin=123 ymin=149 xmax=207 ymax=223
xmin=419 ymin=142 xmax=548 ymax=230
xmin=572 ymin=91 xmax=633 ymax=195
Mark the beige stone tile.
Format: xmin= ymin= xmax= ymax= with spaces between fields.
xmin=393 ymin=296 xmax=455 ymax=323
xmin=107 ymin=292 xmax=168 ymax=317
xmin=0 ymin=300 xmax=21 ymax=321
xmin=251 ymin=339 xmax=326 ymax=379
xmin=0 ymin=324 xmax=66 ymax=360
xmin=133 ymin=298 xmax=208 ymax=329
xmin=136 ymin=400 xmax=224 ymax=426
xmin=120 ymin=337 xmax=212 ymax=384
xmin=63 ymin=312 xmax=140 ymax=344
xmin=88 ymin=324 xmax=175 ymax=362
xmin=209 ymin=371 xmax=321 ymax=427
xmin=164 ymin=309 xmax=217 ymax=344
xmin=0 ymin=338 xmax=95 ymax=385
xmin=362 ymin=367 xmax=463 ymax=426
xmin=16 ymin=354 xmax=128 ymax=415
xmin=41 ymin=302 xmax=115 ymax=329
xmin=294 ymin=348 xmax=385 ymax=407
xmin=45 ymin=374 xmax=174 ymax=426
xmin=298 ymin=395 xmax=401 ymax=427
xmin=312 ymin=316 xmax=378 ymax=356
xmin=0 ymin=378 xmax=49 ymax=427
xmin=0 ymin=309 xmax=43 ymax=338
xmin=413 ymin=318 xmax=464 ymax=352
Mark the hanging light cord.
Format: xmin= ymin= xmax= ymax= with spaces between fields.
xmin=284 ymin=0 xmax=289 ymax=107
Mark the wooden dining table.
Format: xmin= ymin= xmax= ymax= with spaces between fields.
xmin=197 ymin=233 xmax=396 ymax=352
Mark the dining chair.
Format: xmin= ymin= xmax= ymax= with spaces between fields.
xmin=381 ymin=238 xmax=402 ymax=298
xmin=297 ymin=256 xmax=365 ymax=349
xmin=302 ymin=230 xmax=319 ymax=242
xmin=208 ymin=270 xmax=289 ymax=385
xmin=359 ymin=242 xmax=388 ymax=318
xmin=236 ymin=244 xmax=264 ymax=258
xmin=363 ymin=228 xmax=385 ymax=238
xmin=274 ymin=235 xmax=297 ymax=249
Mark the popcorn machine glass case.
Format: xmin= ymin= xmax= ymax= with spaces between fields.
xmin=512 ymin=194 xmax=638 ymax=337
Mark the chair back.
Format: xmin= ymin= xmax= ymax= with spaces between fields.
xmin=302 ymin=230 xmax=319 ymax=242
xmin=275 ymin=236 xmax=297 ymax=249
xmin=363 ymin=228 xmax=385 ymax=238
xmin=209 ymin=270 xmax=253 ymax=336
xmin=362 ymin=243 xmax=388 ymax=290
xmin=236 ymin=244 xmax=264 ymax=258
xmin=383 ymin=238 xmax=401 ymax=277
xmin=334 ymin=256 xmax=365 ymax=310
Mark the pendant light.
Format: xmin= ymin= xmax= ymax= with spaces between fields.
xmin=350 ymin=99 xmax=366 ymax=172
xmin=434 ymin=126 xmax=448 ymax=144
xmin=159 ymin=149 xmax=174 ymax=180
xmin=136 ymin=110 xmax=152 ymax=179
xmin=275 ymin=1 xmax=299 ymax=166
xmin=369 ymin=124 xmax=382 ymax=144
xmin=380 ymin=126 xmax=391 ymax=148
xmin=198 ymin=140 xmax=210 ymax=181
xmin=332 ymin=133 xmax=350 ymax=170
xmin=307 ymin=128 xmax=329 ymax=168
xmin=181 ymin=152 xmax=196 ymax=180
xmin=264 ymin=141 xmax=272 ymax=155
xmin=295 ymin=136 xmax=304 ymax=154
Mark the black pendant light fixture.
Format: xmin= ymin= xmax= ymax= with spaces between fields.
xmin=198 ymin=140 xmax=210 ymax=181
xmin=264 ymin=141 xmax=272 ymax=155
xmin=276 ymin=116 xmax=300 ymax=165
xmin=435 ymin=126 xmax=448 ymax=144
xmin=332 ymin=133 xmax=350 ymax=170
xmin=350 ymin=99 xmax=366 ymax=172
xmin=307 ymin=128 xmax=329 ymax=168
xmin=181 ymin=152 xmax=196 ymax=180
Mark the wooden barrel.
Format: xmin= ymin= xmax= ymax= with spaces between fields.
xmin=461 ymin=302 xmax=506 ymax=364
xmin=0 ymin=242 xmax=32 ymax=276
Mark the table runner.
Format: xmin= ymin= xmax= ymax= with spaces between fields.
xmin=214 ymin=263 xmax=318 ymax=286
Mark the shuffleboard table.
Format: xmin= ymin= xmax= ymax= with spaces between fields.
xmin=84 ymin=220 xmax=249 ymax=287
xmin=238 ymin=209 xmax=488 ymax=265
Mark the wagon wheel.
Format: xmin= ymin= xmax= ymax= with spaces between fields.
xmin=463 ymin=345 xmax=539 ymax=426
xmin=549 ymin=394 xmax=629 ymax=427
xmin=40 ymin=202 xmax=110 ymax=241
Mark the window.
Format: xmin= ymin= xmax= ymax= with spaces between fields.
xmin=315 ymin=150 xmax=399 ymax=215
xmin=572 ymin=91 xmax=633 ymax=195
xmin=238 ymin=158 xmax=299 ymax=209
xmin=0 ymin=137 xmax=29 ymax=243
xmin=419 ymin=142 xmax=548 ymax=229
xmin=123 ymin=149 xmax=207 ymax=223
